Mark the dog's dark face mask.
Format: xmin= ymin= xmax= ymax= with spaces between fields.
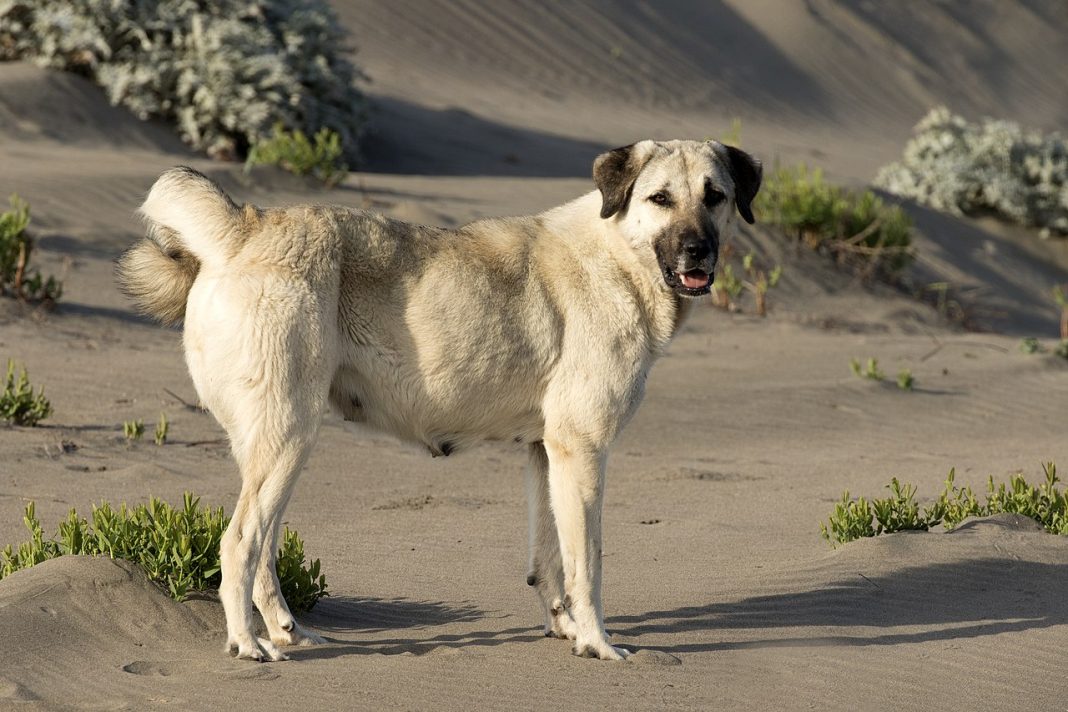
xmin=593 ymin=140 xmax=762 ymax=297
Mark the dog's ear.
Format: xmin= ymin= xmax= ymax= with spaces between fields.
xmin=593 ymin=144 xmax=643 ymax=219
xmin=720 ymin=144 xmax=762 ymax=225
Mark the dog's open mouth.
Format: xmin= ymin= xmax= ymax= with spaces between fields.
xmin=661 ymin=265 xmax=713 ymax=296
xmin=677 ymin=269 xmax=711 ymax=290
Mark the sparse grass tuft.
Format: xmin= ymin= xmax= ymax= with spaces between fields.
xmin=154 ymin=412 xmax=169 ymax=446
xmin=821 ymin=462 xmax=1066 ymax=546
xmin=123 ymin=419 xmax=144 ymax=441
xmin=755 ymin=164 xmax=914 ymax=281
xmin=1 ymin=360 xmax=52 ymax=426
xmin=896 ymin=368 xmax=914 ymax=391
xmin=850 ymin=357 xmax=884 ymax=381
xmin=245 ymin=123 xmax=347 ymax=186
xmin=711 ymin=246 xmax=782 ymax=316
xmin=0 ymin=494 xmax=328 ymax=612
xmin=0 ymin=195 xmax=62 ymax=304
xmin=1055 ymin=340 xmax=1068 ymax=360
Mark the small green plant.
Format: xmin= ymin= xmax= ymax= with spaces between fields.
xmin=154 ymin=412 xmax=169 ymax=446
xmin=1054 ymin=285 xmax=1067 ymax=340
xmin=0 ymin=195 xmax=62 ymax=304
xmin=1055 ymin=340 xmax=1068 ymax=360
xmin=712 ymin=247 xmax=782 ymax=315
xmin=850 ymin=357 xmax=884 ymax=381
xmin=0 ymin=494 xmax=328 ymax=611
xmin=755 ymin=164 xmax=913 ymax=280
xmin=123 ymin=419 xmax=144 ymax=441
xmin=821 ymin=462 xmax=1066 ymax=546
xmin=245 ymin=123 xmax=348 ymax=186
xmin=1 ymin=360 xmax=52 ymax=426
xmin=1020 ymin=336 xmax=1043 ymax=354
xmin=896 ymin=368 xmax=914 ymax=391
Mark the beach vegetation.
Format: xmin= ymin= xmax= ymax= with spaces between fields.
xmin=1 ymin=360 xmax=52 ymax=426
xmin=123 ymin=418 xmax=144 ymax=441
xmin=0 ymin=494 xmax=328 ymax=612
xmin=876 ymin=107 xmax=1068 ymax=238
xmin=245 ymin=123 xmax=347 ymax=185
xmin=153 ymin=412 xmax=168 ymax=445
xmin=821 ymin=462 xmax=1065 ymax=546
xmin=711 ymin=247 xmax=782 ymax=316
xmin=850 ymin=357 xmax=884 ymax=381
xmin=0 ymin=195 xmax=62 ymax=304
xmin=0 ymin=0 xmax=366 ymax=161
xmin=755 ymin=164 xmax=913 ymax=280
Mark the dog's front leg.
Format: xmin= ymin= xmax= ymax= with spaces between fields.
xmin=543 ymin=440 xmax=629 ymax=661
xmin=525 ymin=442 xmax=580 ymax=640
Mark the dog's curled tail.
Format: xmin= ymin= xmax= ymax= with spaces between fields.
xmin=116 ymin=167 xmax=240 ymax=325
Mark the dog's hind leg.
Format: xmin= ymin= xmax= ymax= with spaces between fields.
xmin=221 ymin=411 xmax=322 ymax=662
xmin=525 ymin=442 xmax=579 ymax=640
xmin=542 ymin=440 xmax=630 ymax=661
xmin=186 ymin=275 xmax=336 ymax=662
xmin=252 ymin=503 xmax=326 ymax=648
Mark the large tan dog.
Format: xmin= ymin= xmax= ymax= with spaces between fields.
xmin=117 ymin=139 xmax=761 ymax=662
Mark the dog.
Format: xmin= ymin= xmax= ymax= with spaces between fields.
xmin=116 ymin=139 xmax=761 ymax=662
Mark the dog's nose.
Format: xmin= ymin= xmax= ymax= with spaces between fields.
xmin=681 ymin=232 xmax=711 ymax=261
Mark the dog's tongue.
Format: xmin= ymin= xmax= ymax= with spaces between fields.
xmin=679 ymin=270 xmax=710 ymax=289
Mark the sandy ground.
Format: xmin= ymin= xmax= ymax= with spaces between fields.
xmin=2 ymin=1 xmax=1068 ymax=709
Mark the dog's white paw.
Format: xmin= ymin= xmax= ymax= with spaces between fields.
xmin=544 ymin=609 xmax=580 ymax=640
xmin=271 ymin=621 xmax=326 ymax=647
xmin=572 ymin=637 xmax=632 ymax=661
xmin=226 ymin=636 xmax=290 ymax=662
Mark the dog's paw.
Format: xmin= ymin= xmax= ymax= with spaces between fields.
xmin=544 ymin=610 xmax=580 ymax=640
xmin=226 ymin=637 xmax=290 ymax=662
xmin=572 ymin=637 xmax=632 ymax=661
xmin=271 ymin=621 xmax=326 ymax=648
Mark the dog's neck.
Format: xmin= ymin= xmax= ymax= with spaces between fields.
xmin=542 ymin=191 xmax=694 ymax=352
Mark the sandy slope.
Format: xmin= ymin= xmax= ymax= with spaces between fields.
xmin=2 ymin=1 xmax=1068 ymax=709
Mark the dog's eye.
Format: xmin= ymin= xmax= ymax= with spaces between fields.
xmin=704 ymin=188 xmax=726 ymax=208
xmin=648 ymin=192 xmax=671 ymax=207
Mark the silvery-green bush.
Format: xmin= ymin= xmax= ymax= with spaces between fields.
xmin=876 ymin=107 xmax=1068 ymax=237
xmin=0 ymin=0 xmax=366 ymax=161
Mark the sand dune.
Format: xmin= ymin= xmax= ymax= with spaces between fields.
xmin=1 ymin=1 xmax=1068 ymax=709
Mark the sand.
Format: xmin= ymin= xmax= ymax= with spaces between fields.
xmin=2 ymin=1 xmax=1068 ymax=709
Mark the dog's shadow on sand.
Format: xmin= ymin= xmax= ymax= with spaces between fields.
xmin=607 ymin=555 xmax=1068 ymax=654
xmin=296 ymin=553 xmax=1068 ymax=658
xmin=295 ymin=596 xmax=544 ymax=659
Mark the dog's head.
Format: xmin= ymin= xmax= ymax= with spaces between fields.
xmin=593 ymin=139 xmax=762 ymax=297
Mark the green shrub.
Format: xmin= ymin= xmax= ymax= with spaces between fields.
xmin=876 ymin=107 xmax=1068 ymax=237
xmin=1020 ymin=336 xmax=1043 ymax=354
xmin=896 ymin=368 xmax=914 ymax=391
xmin=1 ymin=360 xmax=52 ymax=426
xmin=0 ymin=195 xmax=62 ymax=303
xmin=0 ymin=0 xmax=366 ymax=161
xmin=245 ymin=123 xmax=347 ymax=185
xmin=0 ymin=494 xmax=328 ymax=612
xmin=755 ymin=164 xmax=914 ymax=279
xmin=821 ymin=462 xmax=1065 ymax=546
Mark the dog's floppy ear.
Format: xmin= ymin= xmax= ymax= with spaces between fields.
xmin=593 ymin=143 xmax=643 ymax=219
xmin=720 ymin=144 xmax=762 ymax=225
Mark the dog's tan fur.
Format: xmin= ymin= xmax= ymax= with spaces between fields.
xmin=117 ymin=139 xmax=761 ymax=661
